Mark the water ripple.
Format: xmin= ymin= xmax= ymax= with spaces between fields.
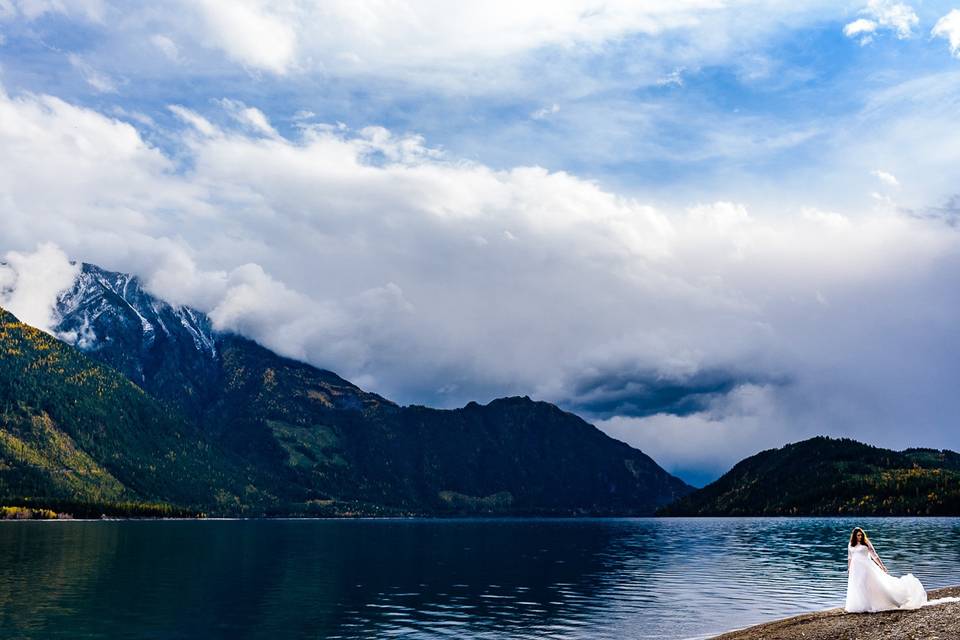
xmin=0 ymin=518 xmax=958 ymax=638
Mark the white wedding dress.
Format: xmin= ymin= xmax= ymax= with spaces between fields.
xmin=845 ymin=542 xmax=926 ymax=612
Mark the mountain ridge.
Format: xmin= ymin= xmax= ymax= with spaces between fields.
xmin=658 ymin=436 xmax=960 ymax=516
xmin=0 ymin=262 xmax=694 ymax=515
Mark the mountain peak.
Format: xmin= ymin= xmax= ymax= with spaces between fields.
xmin=51 ymin=261 xmax=393 ymax=419
xmin=52 ymin=262 xmax=220 ymax=416
xmin=57 ymin=262 xmax=217 ymax=356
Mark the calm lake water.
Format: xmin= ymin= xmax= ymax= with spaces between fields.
xmin=1 ymin=517 xmax=959 ymax=639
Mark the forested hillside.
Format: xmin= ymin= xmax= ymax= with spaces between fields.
xmin=0 ymin=308 xmax=275 ymax=516
xmin=659 ymin=437 xmax=960 ymax=516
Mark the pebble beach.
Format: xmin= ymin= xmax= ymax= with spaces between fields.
xmin=710 ymin=586 xmax=960 ymax=640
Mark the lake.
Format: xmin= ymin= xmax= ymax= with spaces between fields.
xmin=1 ymin=517 xmax=958 ymax=639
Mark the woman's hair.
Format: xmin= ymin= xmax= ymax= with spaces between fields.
xmin=849 ymin=527 xmax=871 ymax=547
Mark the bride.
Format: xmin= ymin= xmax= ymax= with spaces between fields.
xmin=846 ymin=527 xmax=926 ymax=612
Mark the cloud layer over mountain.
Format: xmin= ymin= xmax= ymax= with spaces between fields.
xmin=3 ymin=1 xmax=960 ymax=482
xmin=2 ymin=83 xmax=960 ymax=483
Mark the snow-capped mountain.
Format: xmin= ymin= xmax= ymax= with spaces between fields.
xmin=53 ymin=263 xmax=221 ymax=417
xmin=50 ymin=262 xmax=379 ymax=420
xmin=56 ymin=264 xmax=216 ymax=356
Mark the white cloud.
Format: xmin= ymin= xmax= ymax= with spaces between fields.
xmin=217 ymin=98 xmax=278 ymax=137
xmin=867 ymin=0 xmax=918 ymax=38
xmin=111 ymin=106 xmax=155 ymax=128
xmin=287 ymin=0 xmax=716 ymax=65
xmin=168 ymin=104 xmax=218 ymax=136
xmin=194 ymin=0 xmax=298 ymax=74
xmin=150 ymin=34 xmax=181 ymax=63
xmin=843 ymin=18 xmax=877 ymax=45
xmin=67 ymin=53 xmax=117 ymax=93
xmin=136 ymin=0 xmax=835 ymax=93
xmin=2 ymin=88 xmax=960 ymax=480
xmin=844 ymin=0 xmax=918 ymax=44
xmin=531 ymin=103 xmax=560 ymax=120
xmin=0 ymin=1 xmax=858 ymax=100
xmin=844 ymin=18 xmax=877 ymax=37
xmin=871 ymin=169 xmax=899 ymax=187
xmin=0 ymin=243 xmax=79 ymax=331
xmin=656 ymin=67 xmax=686 ymax=86
xmin=932 ymin=10 xmax=960 ymax=58
xmin=207 ymin=263 xmax=337 ymax=359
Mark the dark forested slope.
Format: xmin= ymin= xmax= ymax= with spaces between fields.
xmin=0 ymin=308 xmax=275 ymax=515
xmin=659 ymin=436 xmax=960 ymax=516
xmin=202 ymin=335 xmax=692 ymax=514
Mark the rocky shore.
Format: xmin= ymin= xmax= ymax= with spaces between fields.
xmin=711 ymin=586 xmax=960 ymax=640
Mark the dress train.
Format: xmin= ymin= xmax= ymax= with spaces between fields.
xmin=845 ymin=542 xmax=926 ymax=613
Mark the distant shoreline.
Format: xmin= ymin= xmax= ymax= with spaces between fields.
xmin=7 ymin=513 xmax=960 ymax=524
xmin=708 ymin=586 xmax=960 ymax=640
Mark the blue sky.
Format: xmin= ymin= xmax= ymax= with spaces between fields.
xmin=2 ymin=1 xmax=960 ymax=484
xmin=2 ymin=1 xmax=959 ymax=208
xmin=2 ymin=0 xmax=957 ymax=198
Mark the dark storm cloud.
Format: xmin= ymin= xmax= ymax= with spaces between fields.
xmin=565 ymin=368 xmax=776 ymax=419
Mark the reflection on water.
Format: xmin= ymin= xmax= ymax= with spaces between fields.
xmin=0 ymin=518 xmax=958 ymax=639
